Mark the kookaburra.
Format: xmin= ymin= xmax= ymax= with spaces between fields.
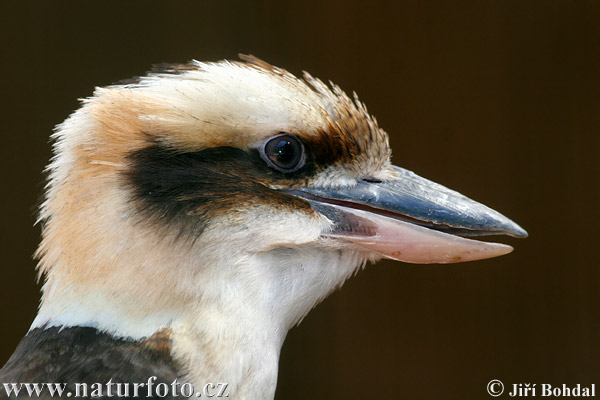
xmin=0 ymin=55 xmax=526 ymax=399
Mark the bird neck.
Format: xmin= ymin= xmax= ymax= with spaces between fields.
xmin=170 ymin=286 xmax=287 ymax=399
xmin=169 ymin=247 xmax=366 ymax=399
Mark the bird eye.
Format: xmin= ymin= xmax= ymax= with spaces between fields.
xmin=260 ymin=133 xmax=306 ymax=173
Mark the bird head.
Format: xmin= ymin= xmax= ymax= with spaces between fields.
xmin=32 ymin=55 xmax=526 ymax=344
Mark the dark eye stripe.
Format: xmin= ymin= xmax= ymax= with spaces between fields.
xmin=125 ymin=144 xmax=313 ymax=237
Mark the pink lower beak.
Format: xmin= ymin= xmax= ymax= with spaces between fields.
xmin=322 ymin=203 xmax=513 ymax=263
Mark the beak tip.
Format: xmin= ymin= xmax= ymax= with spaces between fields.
xmin=516 ymin=228 xmax=529 ymax=239
xmin=505 ymin=221 xmax=528 ymax=239
xmin=498 ymin=243 xmax=514 ymax=255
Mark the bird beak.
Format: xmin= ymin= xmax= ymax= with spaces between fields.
xmin=286 ymin=166 xmax=528 ymax=264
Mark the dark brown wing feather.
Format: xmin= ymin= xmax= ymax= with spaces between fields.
xmin=0 ymin=326 xmax=180 ymax=399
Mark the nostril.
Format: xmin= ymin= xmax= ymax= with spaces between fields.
xmin=362 ymin=176 xmax=382 ymax=183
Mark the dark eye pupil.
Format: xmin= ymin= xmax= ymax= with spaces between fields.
xmin=269 ymin=139 xmax=296 ymax=166
xmin=262 ymin=134 xmax=305 ymax=172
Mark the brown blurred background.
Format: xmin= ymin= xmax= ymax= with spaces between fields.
xmin=1 ymin=1 xmax=599 ymax=398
